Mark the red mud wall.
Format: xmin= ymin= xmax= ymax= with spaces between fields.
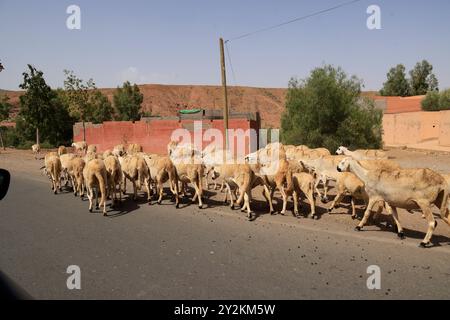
xmin=73 ymin=118 xmax=260 ymax=155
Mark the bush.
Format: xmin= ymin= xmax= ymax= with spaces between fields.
xmin=439 ymin=89 xmax=450 ymax=110
xmin=421 ymin=91 xmax=441 ymax=111
xmin=421 ymin=89 xmax=450 ymax=111
xmin=281 ymin=65 xmax=382 ymax=151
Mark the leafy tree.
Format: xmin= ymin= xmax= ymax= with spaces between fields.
xmin=281 ymin=65 xmax=382 ymax=152
xmin=90 ymin=89 xmax=114 ymax=123
xmin=421 ymin=89 xmax=450 ymax=111
xmin=409 ymin=60 xmax=439 ymax=95
xmin=62 ymin=70 xmax=114 ymax=124
xmin=379 ymin=64 xmax=410 ymax=96
xmin=439 ymin=89 xmax=450 ymax=110
xmin=0 ymin=94 xmax=12 ymax=121
xmin=421 ymin=91 xmax=441 ymax=111
xmin=19 ymin=64 xmax=73 ymax=146
xmin=63 ymin=69 xmax=96 ymax=122
xmin=113 ymin=81 xmax=143 ymax=121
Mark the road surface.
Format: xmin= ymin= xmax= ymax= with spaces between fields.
xmin=0 ymin=167 xmax=450 ymax=300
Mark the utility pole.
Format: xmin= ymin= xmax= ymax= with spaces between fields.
xmin=219 ymin=38 xmax=229 ymax=150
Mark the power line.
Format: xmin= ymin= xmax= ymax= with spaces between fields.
xmin=226 ymin=0 xmax=364 ymax=42
xmin=224 ymin=41 xmax=237 ymax=86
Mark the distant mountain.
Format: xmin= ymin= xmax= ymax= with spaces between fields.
xmin=2 ymin=84 xmax=287 ymax=128
xmin=1 ymin=84 xmax=380 ymax=128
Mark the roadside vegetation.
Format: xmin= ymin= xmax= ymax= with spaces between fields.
xmin=281 ymin=65 xmax=383 ymax=152
xmin=0 ymin=64 xmax=145 ymax=148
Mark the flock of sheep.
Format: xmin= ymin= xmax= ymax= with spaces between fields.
xmin=32 ymin=140 xmax=450 ymax=248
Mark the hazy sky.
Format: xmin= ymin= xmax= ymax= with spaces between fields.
xmin=0 ymin=0 xmax=449 ymax=91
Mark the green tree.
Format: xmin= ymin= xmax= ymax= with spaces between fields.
xmin=0 ymin=94 xmax=12 ymax=121
xmin=90 ymin=89 xmax=114 ymax=123
xmin=379 ymin=64 xmax=410 ymax=96
xmin=409 ymin=60 xmax=439 ymax=95
xmin=281 ymin=65 xmax=382 ymax=152
xmin=421 ymin=91 xmax=441 ymax=111
xmin=19 ymin=64 xmax=73 ymax=146
xmin=63 ymin=69 xmax=96 ymax=122
xmin=113 ymin=81 xmax=143 ymax=121
xmin=439 ymin=89 xmax=450 ymax=110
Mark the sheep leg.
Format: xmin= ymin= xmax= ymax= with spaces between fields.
xmin=314 ymin=177 xmax=322 ymax=199
xmin=292 ymin=190 xmax=299 ymax=217
xmin=157 ymin=180 xmax=164 ymax=204
xmin=224 ymin=182 xmax=235 ymax=208
xmin=132 ymin=180 xmax=137 ymax=200
xmin=95 ymin=188 xmax=99 ymax=209
xmin=305 ymin=188 xmax=316 ymax=218
xmin=371 ymin=201 xmax=384 ymax=222
xmin=322 ymin=178 xmax=330 ymax=203
xmin=145 ymin=178 xmax=151 ymax=202
xmin=385 ymin=204 xmax=404 ymax=239
xmin=243 ymin=192 xmax=252 ymax=220
xmin=87 ymin=186 xmax=94 ymax=212
xmin=118 ymin=180 xmax=122 ymax=203
xmin=193 ymin=181 xmax=203 ymax=209
xmin=417 ymin=202 xmax=436 ymax=247
xmin=328 ymin=191 xmax=344 ymax=214
xmin=223 ymin=184 xmax=228 ymax=204
xmin=122 ymin=174 xmax=127 ymax=195
xmin=355 ymin=198 xmax=378 ymax=231
xmin=262 ymin=184 xmax=275 ymax=214
xmin=279 ymin=186 xmax=288 ymax=215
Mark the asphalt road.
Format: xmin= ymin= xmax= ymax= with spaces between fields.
xmin=1 ymin=169 xmax=450 ymax=300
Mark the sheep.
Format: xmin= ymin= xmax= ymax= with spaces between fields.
xmin=59 ymin=153 xmax=77 ymax=187
xmin=337 ymin=157 xmax=449 ymax=247
xmin=72 ymin=141 xmax=88 ymax=154
xmin=290 ymin=172 xmax=316 ymax=218
xmin=118 ymin=154 xmax=151 ymax=202
xmin=112 ymin=144 xmax=126 ymax=157
xmin=83 ymin=159 xmax=108 ymax=215
xmin=87 ymin=145 xmax=97 ymax=154
xmin=336 ymin=146 xmax=387 ymax=160
xmin=127 ymin=143 xmax=143 ymax=155
xmin=68 ymin=157 xmax=86 ymax=197
xmin=171 ymin=154 xmax=205 ymax=209
xmin=84 ymin=151 xmax=98 ymax=163
xmin=326 ymin=172 xmax=384 ymax=219
xmin=44 ymin=153 xmax=61 ymax=194
xmin=31 ymin=144 xmax=40 ymax=160
xmin=104 ymin=155 xmax=123 ymax=206
xmin=103 ymin=150 xmax=113 ymax=158
xmin=210 ymin=163 xmax=256 ymax=220
xmin=142 ymin=154 xmax=180 ymax=207
xmin=58 ymin=145 xmax=67 ymax=156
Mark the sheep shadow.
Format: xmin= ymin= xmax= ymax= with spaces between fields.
xmin=344 ymin=204 xmax=450 ymax=248
xmin=105 ymin=194 xmax=146 ymax=218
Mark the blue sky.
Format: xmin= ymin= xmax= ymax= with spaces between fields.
xmin=0 ymin=0 xmax=449 ymax=91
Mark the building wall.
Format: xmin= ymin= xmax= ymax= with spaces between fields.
xmin=439 ymin=111 xmax=450 ymax=147
xmin=73 ymin=118 xmax=259 ymax=155
xmin=382 ymin=111 xmax=447 ymax=146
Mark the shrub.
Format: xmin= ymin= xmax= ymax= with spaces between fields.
xmin=439 ymin=89 xmax=450 ymax=110
xmin=281 ymin=65 xmax=382 ymax=151
xmin=421 ymin=91 xmax=441 ymax=111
